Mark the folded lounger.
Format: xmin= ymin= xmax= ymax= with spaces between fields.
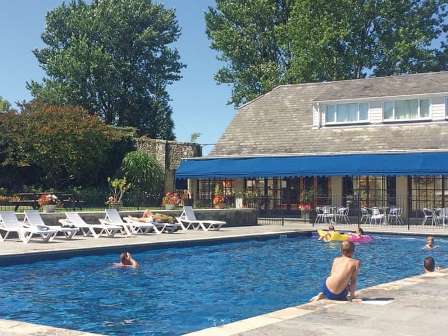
xmin=59 ymin=212 xmax=122 ymax=238
xmin=24 ymin=210 xmax=79 ymax=240
xmin=176 ymin=206 xmax=226 ymax=231
xmin=0 ymin=211 xmax=58 ymax=243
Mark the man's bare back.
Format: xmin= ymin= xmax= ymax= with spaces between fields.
xmin=311 ymin=240 xmax=360 ymax=301
xmin=326 ymin=255 xmax=360 ymax=296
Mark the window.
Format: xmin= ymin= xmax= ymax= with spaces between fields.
xmin=325 ymin=103 xmax=369 ymax=124
xmin=342 ymin=176 xmax=396 ymax=208
xmin=383 ymin=99 xmax=430 ymax=121
xmin=409 ymin=176 xmax=446 ymax=217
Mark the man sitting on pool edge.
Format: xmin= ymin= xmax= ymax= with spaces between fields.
xmin=311 ymin=240 xmax=361 ymax=302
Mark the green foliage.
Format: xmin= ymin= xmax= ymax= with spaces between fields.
xmin=0 ymin=96 xmax=11 ymax=112
xmin=206 ymin=0 xmax=448 ymax=106
xmin=29 ymin=0 xmax=184 ymax=139
xmin=205 ymin=0 xmax=293 ymax=107
xmin=0 ymin=102 xmax=133 ymax=189
xmin=190 ymin=132 xmax=201 ymax=143
xmin=106 ymin=177 xmax=130 ymax=205
xmin=120 ymin=151 xmax=164 ymax=195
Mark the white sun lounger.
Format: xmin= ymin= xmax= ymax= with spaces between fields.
xmin=100 ymin=209 xmax=133 ymax=236
xmin=124 ymin=215 xmax=181 ymax=234
xmin=59 ymin=212 xmax=122 ymax=238
xmin=176 ymin=206 xmax=226 ymax=231
xmin=0 ymin=211 xmax=58 ymax=243
xmin=24 ymin=210 xmax=79 ymax=240
xmin=122 ymin=216 xmax=161 ymax=234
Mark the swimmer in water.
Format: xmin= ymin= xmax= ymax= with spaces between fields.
xmin=424 ymin=236 xmax=434 ymax=249
xmin=115 ymin=251 xmax=139 ymax=268
xmin=318 ymin=224 xmax=335 ymax=241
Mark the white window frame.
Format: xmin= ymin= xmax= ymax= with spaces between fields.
xmin=445 ymin=97 xmax=448 ymax=118
xmin=324 ymin=102 xmax=370 ymax=125
xmin=382 ymin=98 xmax=432 ymax=122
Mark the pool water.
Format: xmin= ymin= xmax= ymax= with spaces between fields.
xmin=1 ymin=234 xmax=447 ymax=335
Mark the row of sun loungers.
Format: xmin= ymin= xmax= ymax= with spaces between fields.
xmin=0 ymin=207 xmax=226 ymax=244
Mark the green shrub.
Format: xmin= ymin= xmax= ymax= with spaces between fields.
xmin=121 ymin=151 xmax=164 ymax=195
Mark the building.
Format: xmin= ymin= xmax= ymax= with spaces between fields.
xmin=176 ymin=71 xmax=448 ymax=220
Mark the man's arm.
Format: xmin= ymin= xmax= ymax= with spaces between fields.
xmin=348 ymin=260 xmax=361 ymax=299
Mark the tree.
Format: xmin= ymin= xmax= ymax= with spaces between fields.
xmin=120 ymin=151 xmax=164 ymax=195
xmin=0 ymin=103 xmax=133 ymax=189
xmin=287 ymin=0 xmax=448 ymax=82
xmin=190 ymin=132 xmax=201 ymax=143
xmin=0 ymin=96 xmax=11 ymax=112
xmin=205 ymin=0 xmax=293 ymax=107
xmin=206 ymin=0 xmax=448 ymax=106
xmin=28 ymin=0 xmax=184 ymax=139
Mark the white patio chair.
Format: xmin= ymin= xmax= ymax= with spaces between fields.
xmin=335 ymin=207 xmax=350 ymax=224
xmin=24 ymin=210 xmax=78 ymax=239
xmin=369 ymin=207 xmax=384 ymax=225
xmin=388 ymin=208 xmax=403 ymax=225
xmin=0 ymin=211 xmax=58 ymax=243
xmin=122 ymin=216 xmax=161 ymax=234
xmin=360 ymin=207 xmax=371 ymax=224
xmin=322 ymin=207 xmax=335 ymax=224
xmin=176 ymin=206 xmax=225 ymax=231
xmin=422 ymin=208 xmax=438 ymax=226
xmin=59 ymin=212 xmax=122 ymax=238
xmin=314 ymin=207 xmax=324 ymax=224
xmin=438 ymin=208 xmax=448 ymax=226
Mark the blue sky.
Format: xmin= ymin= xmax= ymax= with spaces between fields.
xmin=0 ymin=0 xmax=234 ymax=152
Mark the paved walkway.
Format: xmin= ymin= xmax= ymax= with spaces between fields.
xmin=187 ymin=270 xmax=448 ymax=336
xmin=0 ymin=224 xmax=311 ymax=259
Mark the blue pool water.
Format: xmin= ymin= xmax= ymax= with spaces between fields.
xmin=1 ymin=234 xmax=447 ymax=335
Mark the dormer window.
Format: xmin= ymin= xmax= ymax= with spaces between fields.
xmin=383 ymin=99 xmax=430 ymax=121
xmin=325 ymin=103 xmax=368 ymax=124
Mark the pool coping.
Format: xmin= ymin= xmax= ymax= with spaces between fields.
xmin=184 ymin=269 xmax=448 ymax=336
xmin=0 ymin=229 xmax=312 ymax=265
xmin=0 ymin=318 xmax=103 ymax=335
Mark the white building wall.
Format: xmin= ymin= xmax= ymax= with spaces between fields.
xmin=331 ymin=176 xmax=343 ymax=206
xmin=431 ymin=96 xmax=445 ymax=120
xmin=368 ymin=101 xmax=383 ymax=123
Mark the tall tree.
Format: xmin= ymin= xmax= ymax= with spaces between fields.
xmin=206 ymin=0 xmax=448 ymax=106
xmin=28 ymin=0 xmax=184 ymax=139
xmin=0 ymin=96 xmax=11 ymax=112
xmin=205 ymin=0 xmax=293 ymax=107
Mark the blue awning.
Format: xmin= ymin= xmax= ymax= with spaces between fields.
xmin=176 ymin=152 xmax=448 ymax=179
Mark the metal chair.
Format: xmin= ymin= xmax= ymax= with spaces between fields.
xmin=370 ymin=207 xmax=385 ymax=225
xmin=335 ymin=207 xmax=350 ymax=224
xmin=388 ymin=207 xmax=403 ymax=225
xmin=314 ymin=207 xmax=324 ymax=224
xmin=360 ymin=207 xmax=371 ymax=224
xmin=422 ymin=208 xmax=438 ymax=226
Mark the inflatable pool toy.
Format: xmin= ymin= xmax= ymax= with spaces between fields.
xmin=317 ymin=229 xmax=349 ymax=242
xmin=348 ymin=234 xmax=373 ymax=243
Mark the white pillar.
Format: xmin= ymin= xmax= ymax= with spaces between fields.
xmin=331 ymin=176 xmax=343 ymax=206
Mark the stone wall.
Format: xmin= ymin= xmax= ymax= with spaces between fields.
xmin=136 ymin=137 xmax=202 ymax=192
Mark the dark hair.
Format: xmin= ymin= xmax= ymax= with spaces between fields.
xmin=358 ymin=227 xmax=365 ymax=235
xmin=424 ymin=256 xmax=435 ymax=272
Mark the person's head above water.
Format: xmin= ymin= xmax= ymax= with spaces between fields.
xmin=356 ymin=227 xmax=364 ymax=235
xmin=329 ymin=224 xmax=335 ymax=231
xmin=341 ymin=240 xmax=355 ymax=257
xmin=424 ymin=256 xmax=435 ymax=272
xmin=426 ymin=236 xmax=434 ymax=247
xmin=120 ymin=251 xmax=132 ymax=265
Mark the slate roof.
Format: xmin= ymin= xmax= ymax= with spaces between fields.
xmin=210 ymin=72 xmax=448 ymax=157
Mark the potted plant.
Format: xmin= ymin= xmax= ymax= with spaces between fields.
xmin=38 ymin=193 xmax=60 ymax=213
xmin=212 ymin=194 xmax=225 ymax=209
xmin=105 ymin=177 xmax=129 ymax=210
xmin=162 ymin=192 xmax=180 ymax=210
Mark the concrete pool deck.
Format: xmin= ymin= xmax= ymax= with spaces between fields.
xmin=187 ymin=270 xmax=448 ymax=336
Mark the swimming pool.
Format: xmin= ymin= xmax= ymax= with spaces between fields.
xmin=0 ymin=234 xmax=447 ymax=335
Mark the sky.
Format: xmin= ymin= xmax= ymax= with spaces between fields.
xmin=0 ymin=0 xmax=235 ymax=153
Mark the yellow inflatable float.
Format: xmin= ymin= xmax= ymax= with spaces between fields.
xmin=317 ymin=229 xmax=349 ymax=242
